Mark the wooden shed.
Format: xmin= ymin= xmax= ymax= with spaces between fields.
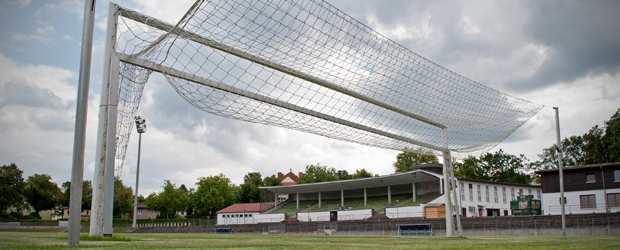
xmin=424 ymin=203 xmax=445 ymax=219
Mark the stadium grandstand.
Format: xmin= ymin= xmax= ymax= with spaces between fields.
xmin=216 ymin=164 xmax=541 ymax=225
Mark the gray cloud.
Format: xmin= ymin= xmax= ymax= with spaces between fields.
xmin=510 ymin=0 xmax=620 ymax=91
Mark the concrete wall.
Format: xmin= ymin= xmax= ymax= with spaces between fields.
xmin=135 ymin=213 xmax=620 ymax=236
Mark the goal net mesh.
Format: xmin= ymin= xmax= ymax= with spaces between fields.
xmin=111 ymin=0 xmax=543 ymax=172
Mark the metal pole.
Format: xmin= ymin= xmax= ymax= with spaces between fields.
xmin=448 ymin=154 xmax=462 ymax=236
xmin=90 ymin=2 xmax=118 ymax=237
xmin=554 ymin=107 xmax=566 ymax=239
xmin=132 ymin=132 xmax=142 ymax=228
xmin=68 ymin=0 xmax=96 ymax=246
xmin=442 ymin=128 xmax=453 ymax=237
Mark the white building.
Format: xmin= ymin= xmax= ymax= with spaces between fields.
xmin=536 ymin=163 xmax=620 ymax=215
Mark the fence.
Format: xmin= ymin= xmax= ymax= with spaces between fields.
xmin=546 ymin=204 xmax=620 ymax=215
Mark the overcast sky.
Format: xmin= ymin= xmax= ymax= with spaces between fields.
xmin=0 ymin=0 xmax=618 ymax=197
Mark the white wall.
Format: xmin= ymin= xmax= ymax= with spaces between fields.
xmin=385 ymin=205 xmax=425 ymax=218
xmin=337 ymin=209 xmax=373 ymax=221
xmin=542 ymin=188 xmax=620 ymax=215
xmin=217 ymin=212 xmax=260 ymax=225
xmin=297 ymin=211 xmax=330 ymax=222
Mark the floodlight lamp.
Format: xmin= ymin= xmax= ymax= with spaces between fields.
xmin=135 ymin=116 xmax=147 ymax=133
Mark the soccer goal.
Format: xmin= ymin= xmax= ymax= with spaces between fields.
xmin=88 ymin=0 xmax=543 ymax=237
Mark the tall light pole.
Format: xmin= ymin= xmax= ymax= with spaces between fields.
xmin=553 ymin=107 xmax=566 ymax=239
xmin=132 ymin=116 xmax=147 ymax=229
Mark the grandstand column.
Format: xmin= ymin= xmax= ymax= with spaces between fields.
xmin=319 ymin=191 xmax=322 ymax=208
xmin=296 ymin=193 xmax=299 ymax=209
xmin=439 ymin=178 xmax=443 ymax=194
xmin=341 ymin=190 xmax=344 ymax=207
xmin=274 ymin=192 xmax=278 ymax=210
xmin=364 ymin=188 xmax=367 ymax=206
xmin=388 ymin=185 xmax=392 ymax=203
xmin=412 ymin=183 xmax=416 ymax=202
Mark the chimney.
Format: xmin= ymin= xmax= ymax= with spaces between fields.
xmin=278 ymin=172 xmax=283 ymax=179
xmin=299 ymin=172 xmax=304 ymax=177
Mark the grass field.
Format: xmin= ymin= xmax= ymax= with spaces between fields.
xmin=0 ymin=231 xmax=619 ymax=249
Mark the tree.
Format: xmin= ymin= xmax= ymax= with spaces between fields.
xmin=337 ymin=170 xmax=351 ymax=180
xmin=192 ymin=174 xmax=237 ymax=216
xmin=262 ymin=174 xmax=282 ymax=187
xmin=113 ymin=177 xmax=134 ymax=219
xmin=0 ymin=163 xmax=25 ymax=217
xmin=297 ymin=163 xmax=338 ymax=184
xmin=453 ymin=149 xmax=532 ymax=185
xmin=145 ymin=180 xmax=190 ymax=219
xmin=603 ymin=109 xmax=620 ymax=163
xmin=239 ymin=172 xmax=262 ymax=203
xmin=393 ymin=151 xmax=439 ymax=173
xmin=24 ymin=174 xmax=61 ymax=217
xmin=58 ymin=180 xmax=92 ymax=212
xmin=535 ymin=135 xmax=584 ymax=170
xmin=582 ymin=125 xmax=607 ymax=164
xmin=351 ymin=168 xmax=374 ymax=179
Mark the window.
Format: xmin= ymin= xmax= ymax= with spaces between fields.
xmin=502 ymin=187 xmax=507 ymax=204
xmin=528 ymin=189 xmax=532 ymax=195
xmin=461 ymin=183 xmax=465 ymax=201
xmin=485 ymin=186 xmax=490 ymax=203
xmin=477 ymin=185 xmax=481 ymax=202
xmin=580 ymin=195 xmax=596 ymax=208
xmin=608 ymin=193 xmax=620 ymax=207
xmin=511 ymin=188 xmax=515 ymax=200
xmin=586 ymin=173 xmax=596 ymax=183
xmin=469 ymin=184 xmax=474 ymax=201
xmin=519 ymin=188 xmax=523 ymax=196
xmin=138 ymin=210 xmax=143 ymax=215
xmin=537 ymin=190 xmax=541 ymax=200
xmin=494 ymin=187 xmax=498 ymax=203
xmin=614 ymin=170 xmax=620 ymax=182
xmin=248 ymin=214 xmax=252 ymax=218
xmin=469 ymin=206 xmax=475 ymax=215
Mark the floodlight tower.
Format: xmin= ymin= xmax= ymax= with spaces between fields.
xmin=132 ymin=116 xmax=147 ymax=229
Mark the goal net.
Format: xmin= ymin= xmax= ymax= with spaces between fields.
xmin=110 ymin=0 xmax=543 ymax=172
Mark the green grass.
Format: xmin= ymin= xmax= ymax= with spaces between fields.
xmin=0 ymin=231 xmax=618 ymax=249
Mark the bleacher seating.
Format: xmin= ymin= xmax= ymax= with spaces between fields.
xmin=268 ymin=192 xmax=441 ymax=214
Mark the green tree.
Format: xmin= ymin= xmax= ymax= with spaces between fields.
xmin=24 ymin=174 xmax=61 ymax=217
xmin=393 ymin=151 xmax=439 ymax=173
xmin=602 ymin=109 xmax=620 ymax=163
xmin=453 ymin=149 xmax=532 ymax=184
xmin=192 ymin=174 xmax=237 ymax=216
xmin=57 ymin=180 xmax=92 ymax=212
xmin=337 ymin=170 xmax=351 ymax=180
xmin=535 ymin=135 xmax=585 ymax=170
xmin=582 ymin=125 xmax=607 ymax=164
xmin=0 ymin=163 xmax=25 ymax=217
xmin=297 ymin=163 xmax=338 ymax=184
xmin=145 ymin=180 xmax=190 ymax=219
xmin=239 ymin=172 xmax=262 ymax=203
xmin=262 ymin=174 xmax=282 ymax=187
xmin=351 ymin=168 xmax=374 ymax=179
xmin=113 ymin=177 xmax=134 ymax=219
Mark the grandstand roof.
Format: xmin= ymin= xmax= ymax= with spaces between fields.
xmin=259 ymin=170 xmax=442 ymax=194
